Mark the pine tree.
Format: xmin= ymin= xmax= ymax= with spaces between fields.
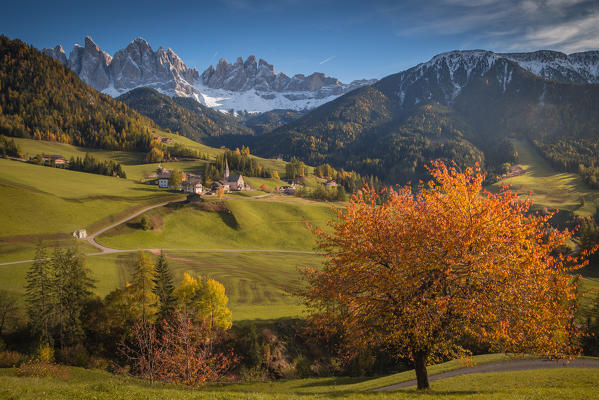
xmin=24 ymin=243 xmax=52 ymax=345
xmin=52 ymin=247 xmax=95 ymax=348
xmin=130 ymin=251 xmax=158 ymax=323
xmin=153 ymin=251 xmax=176 ymax=323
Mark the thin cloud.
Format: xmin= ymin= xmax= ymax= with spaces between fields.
xmin=387 ymin=0 xmax=599 ymax=53
xmin=319 ymin=55 xmax=335 ymax=64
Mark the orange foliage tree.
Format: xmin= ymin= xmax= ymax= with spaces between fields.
xmin=122 ymin=312 xmax=236 ymax=387
xmin=300 ymin=162 xmax=592 ymax=390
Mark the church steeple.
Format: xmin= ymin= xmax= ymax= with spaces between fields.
xmin=224 ymin=159 xmax=230 ymax=181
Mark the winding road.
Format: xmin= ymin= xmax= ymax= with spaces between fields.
xmin=373 ymin=358 xmax=599 ymax=391
xmin=0 ymin=200 xmax=321 ymax=266
xmin=85 ymin=201 xmax=172 ymax=253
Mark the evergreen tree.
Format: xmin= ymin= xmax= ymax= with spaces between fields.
xmin=25 ymin=243 xmax=52 ymax=345
xmin=130 ymin=251 xmax=158 ymax=323
xmin=152 ymin=251 xmax=176 ymax=323
xmin=52 ymin=247 xmax=95 ymax=348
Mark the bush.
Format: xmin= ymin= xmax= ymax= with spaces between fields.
xmin=55 ymin=344 xmax=90 ymax=367
xmin=0 ymin=350 xmax=24 ymax=367
xmin=294 ymin=354 xmax=312 ymax=378
xmin=15 ymin=360 xmax=70 ymax=380
xmin=37 ymin=344 xmax=54 ymax=363
xmin=140 ymin=216 xmax=152 ymax=231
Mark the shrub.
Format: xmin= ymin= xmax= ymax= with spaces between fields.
xmin=55 ymin=344 xmax=90 ymax=367
xmin=37 ymin=344 xmax=54 ymax=363
xmin=0 ymin=350 xmax=24 ymax=367
xmin=140 ymin=216 xmax=152 ymax=231
xmin=15 ymin=360 xmax=70 ymax=380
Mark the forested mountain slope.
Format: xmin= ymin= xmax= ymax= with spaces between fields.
xmin=0 ymin=36 xmax=155 ymax=151
xmin=117 ymin=88 xmax=252 ymax=140
xmin=249 ymin=51 xmax=599 ymax=184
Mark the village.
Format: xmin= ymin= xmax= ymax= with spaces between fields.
xmin=151 ymin=160 xmax=305 ymax=197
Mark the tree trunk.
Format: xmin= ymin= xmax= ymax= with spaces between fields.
xmin=414 ymin=351 xmax=430 ymax=390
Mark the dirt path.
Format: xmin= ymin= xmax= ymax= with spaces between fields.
xmin=85 ymin=201 xmax=173 ymax=253
xmin=0 ymin=199 xmax=322 ymax=266
xmin=0 ymin=248 xmax=321 ymax=266
xmin=373 ymin=358 xmax=599 ymax=391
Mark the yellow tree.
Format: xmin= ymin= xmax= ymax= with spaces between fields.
xmin=174 ymin=273 xmax=199 ymax=320
xmin=174 ymin=274 xmax=232 ymax=332
xmin=196 ymin=278 xmax=233 ymax=332
xmin=301 ymin=162 xmax=592 ymax=390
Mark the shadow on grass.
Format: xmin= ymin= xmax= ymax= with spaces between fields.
xmin=395 ymin=389 xmax=486 ymax=396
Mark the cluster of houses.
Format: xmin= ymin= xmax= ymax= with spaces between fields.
xmin=153 ymin=160 xmax=251 ymax=195
xmin=41 ymin=154 xmax=66 ymax=166
xmin=277 ymin=184 xmax=298 ymax=195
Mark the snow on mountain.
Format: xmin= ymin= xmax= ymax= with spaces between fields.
xmin=41 ymin=37 xmax=599 ymax=115
xmin=195 ymin=56 xmax=376 ymax=113
xmin=42 ymin=37 xmax=376 ymax=113
xmin=501 ymin=50 xmax=599 ymax=83
xmin=386 ymin=49 xmax=599 ymax=109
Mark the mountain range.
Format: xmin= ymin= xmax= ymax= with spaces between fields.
xmin=42 ymin=37 xmax=376 ymax=113
xmin=5 ymin=34 xmax=599 ymax=186
xmin=244 ymin=49 xmax=599 ymax=183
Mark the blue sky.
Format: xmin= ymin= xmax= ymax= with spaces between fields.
xmin=2 ymin=0 xmax=598 ymax=82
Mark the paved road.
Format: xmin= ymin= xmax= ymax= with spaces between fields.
xmin=373 ymin=358 xmax=599 ymax=391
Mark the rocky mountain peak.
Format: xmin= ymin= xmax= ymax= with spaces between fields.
xmin=41 ymin=36 xmax=375 ymax=112
xmin=199 ymin=55 xmax=361 ymax=97
xmin=42 ymin=36 xmax=199 ymax=96
xmin=42 ymin=45 xmax=67 ymax=65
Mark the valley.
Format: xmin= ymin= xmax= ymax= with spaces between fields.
xmin=2 ymin=30 xmax=599 ymax=397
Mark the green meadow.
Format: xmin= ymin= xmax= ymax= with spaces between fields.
xmin=11 ymin=137 xmax=144 ymax=164
xmin=1 ymin=354 xmax=599 ymax=399
xmin=0 ymin=250 xmax=323 ymax=321
xmin=494 ymin=140 xmax=599 ymax=216
xmin=2 ymin=136 xmax=599 ymax=324
xmin=0 ymin=158 xmax=179 ymax=238
xmin=0 ymin=158 xmax=181 ymax=262
xmin=95 ymin=196 xmax=335 ymax=251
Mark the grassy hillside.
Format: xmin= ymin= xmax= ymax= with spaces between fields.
xmin=0 ymin=250 xmax=323 ymax=320
xmin=95 ymin=196 xmax=335 ymax=251
xmin=11 ymin=137 xmax=144 ymax=164
xmin=1 ymin=354 xmax=598 ymax=399
xmin=493 ymin=140 xmax=599 ymax=216
xmin=0 ymin=158 xmax=181 ymax=261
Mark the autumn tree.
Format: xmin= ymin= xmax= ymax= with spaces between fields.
xmin=174 ymin=274 xmax=232 ymax=333
xmin=122 ymin=312 xmax=236 ymax=387
xmin=300 ymin=162 xmax=592 ymax=390
xmin=130 ymin=251 xmax=158 ymax=323
xmin=195 ymin=278 xmax=233 ymax=333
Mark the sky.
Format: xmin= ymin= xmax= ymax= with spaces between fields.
xmin=2 ymin=0 xmax=598 ymax=82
